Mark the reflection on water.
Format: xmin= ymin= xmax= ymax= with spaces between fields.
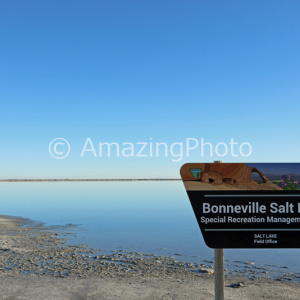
xmin=0 ymin=182 xmax=299 ymax=273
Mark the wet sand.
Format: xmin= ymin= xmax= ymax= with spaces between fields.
xmin=0 ymin=215 xmax=299 ymax=299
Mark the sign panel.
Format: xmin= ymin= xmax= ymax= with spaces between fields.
xmin=180 ymin=163 xmax=300 ymax=248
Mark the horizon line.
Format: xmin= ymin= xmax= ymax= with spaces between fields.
xmin=0 ymin=178 xmax=181 ymax=182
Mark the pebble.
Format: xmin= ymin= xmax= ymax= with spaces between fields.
xmin=229 ymin=282 xmax=244 ymax=288
xmin=198 ymin=268 xmax=214 ymax=275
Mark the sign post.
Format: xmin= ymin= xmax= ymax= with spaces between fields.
xmin=214 ymin=248 xmax=224 ymax=300
xmin=214 ymin=161 xmax=224 ymax=300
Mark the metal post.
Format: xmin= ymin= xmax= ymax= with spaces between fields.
xmin=213 ymin=161 xmax=224 ymax=299
xmin=214 ymin=248 xmax=224 ymax=300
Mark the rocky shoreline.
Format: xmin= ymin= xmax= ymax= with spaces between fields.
xmin=0 ymin=215 xmax=215 ymax=279
xmin=0 ymin=215 xmax=299 ymax=299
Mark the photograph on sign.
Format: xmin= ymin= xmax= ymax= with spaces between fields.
xmin=181 ymin=163 xmax=300 ymax=248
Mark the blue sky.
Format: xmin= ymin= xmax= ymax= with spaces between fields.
xmin=0 ymin=0 xmax=299 ymax=178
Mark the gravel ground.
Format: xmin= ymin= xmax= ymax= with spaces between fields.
xmin=0 ymin=215 xmax=299 ymax=300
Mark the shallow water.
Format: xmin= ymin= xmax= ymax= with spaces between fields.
xmin=0 ymin=181 xmax=299 ymax=275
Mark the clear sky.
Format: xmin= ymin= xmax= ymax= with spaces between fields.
xmin=0 ymin=0 xmax=299 ymax=178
